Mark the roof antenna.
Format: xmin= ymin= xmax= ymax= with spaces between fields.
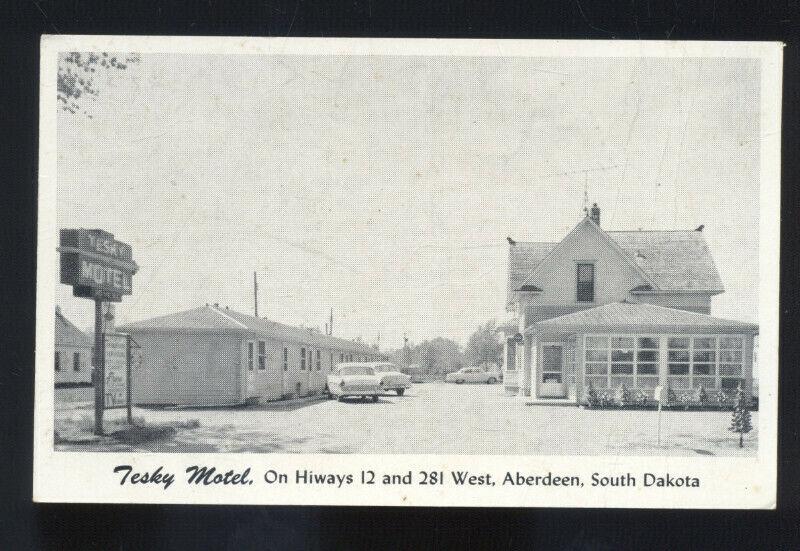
xmin=582 ymin=171 xmax=589 ymax=215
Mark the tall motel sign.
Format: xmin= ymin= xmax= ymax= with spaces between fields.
xmin=59 ymin=229 xmax=138 ymax=435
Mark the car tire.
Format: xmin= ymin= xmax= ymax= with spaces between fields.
xmin=487 ymin=377 xmax=497 ymax=384
xmin=396 ymin=388 xmax=405 ymax=396
xmin=456 ymin=379 xmax=464 ymax=384
xmin=372 ymin=395 xmax=379 ymax=402
xmin=337 ymin=395 xmax=346 ymax=402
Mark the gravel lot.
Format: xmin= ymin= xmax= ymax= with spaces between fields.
xmin=56 ymin=382 xmax=757 ymax=456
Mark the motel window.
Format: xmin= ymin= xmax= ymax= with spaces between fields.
xmin=585 ymin=335 xmax=660 ymax=390
xmin=340 ymin=353 xmax=344 ymax=363
xmin=576 ymin=263 xmax=595 ymax=303
xmin=316 ymin=350 xmax=321 ymax=371
xmin=55 ymin=351 xmax=61 ymax=372
xmin=308 ymin=349 xmax=313 ymax=372
xmin=258 ymin=341 xmax=266 ymax=370
xmin=330 ymin=353 xmax=334 ymax=372
xmin=283 ymin=347 xmax=288 ymax=371
xmin=247 ymin=342 xmax=254 ymax=371
xmin=73 ymin=352 xmax=81 ymax=372
xmin=300 ymin=348 xmax=306 ymax=370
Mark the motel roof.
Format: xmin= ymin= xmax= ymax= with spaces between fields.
xmin=55 ymin=307 xmax=92 ymax=347
xmin=507 ymin=221 xmax=725 ymax=306
xmin=118 ymin=305 xmax=379 ymax=354
xmin=529 ymin=301 xmax=758 ymax=334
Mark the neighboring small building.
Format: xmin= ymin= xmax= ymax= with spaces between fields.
xmin=117 ymin=305 xmax=384 ymax=406
xmin=55 ymin=306 xmax=92 ymax=385
xmin=501 ymin=205 xmax=759 ymax=404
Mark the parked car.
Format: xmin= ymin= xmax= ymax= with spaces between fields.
xmin=400 ymin=363 xmax=425 ymax=383
xmin=444 ymin=367 xmax=501 ymax=384
xmin=327 ymin=363 xmax=382 ymax=402
xmin=371 ymin=362 xmax=412 ymax=395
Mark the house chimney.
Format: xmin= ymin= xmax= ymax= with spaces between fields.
xmin=589 ymin=203 xmax=601 ymax=226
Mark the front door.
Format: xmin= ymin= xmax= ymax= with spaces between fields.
xmin=539 ymin=344 xmax=566 ymax=398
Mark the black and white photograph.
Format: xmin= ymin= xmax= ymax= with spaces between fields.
xmin=33 ymin=37 xmax=781 ymax=508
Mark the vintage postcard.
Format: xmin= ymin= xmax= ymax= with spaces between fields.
xmin=34 ymin=36 xmax=781 ymax=507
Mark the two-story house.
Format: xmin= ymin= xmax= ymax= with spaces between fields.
xmin=501 ymin=204 xmax=758 ymax=404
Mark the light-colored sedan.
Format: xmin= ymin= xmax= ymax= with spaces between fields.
xmin=371 ymin=362 xmax=412 ymax=396
xmin=444 ymin=367 xmax=501 ymax=385
xmin=327 ymin=363 xmax=382 ymax=402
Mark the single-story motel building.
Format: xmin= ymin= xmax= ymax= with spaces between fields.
xmin=118 ymin=305 xmax=384 ymax=406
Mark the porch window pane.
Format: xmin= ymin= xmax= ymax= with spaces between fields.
xmin=668 ymin=337 xmax=690 ymax=349
xmin=721 ymin=378 xmax=743 ymax=390
xmin=693 ymin=363 xmax=713 ymax=375
xmin=586 ymin=376 xmax=608 ymax=389
xmin=720 ymin=364 xmax=742 ymax=376
xmin=694 ymin=337 xmax=716 ymax=349
xmin=611 ymin=349 xmax=634 ymax=362
xmin=586 ymin=336 xmax=608 ymax=349
xmin=611 ymin=363 xmax=633 ymax=375
xmin=720 ymin=350 xmax=742 ymax=363
xmin=637 ymin=350 xmax=658 ymax=362
xmin=694 ymin=350 xmax=715 ymax=363
xmin=669 ymin=364 xmax=689 ymax=375
xmin=585 ymin=362 xmax=607 ymax=375
xmin=694 ymin=377 xmax=716 ymax=389
xmin=637 ymin=376 xmax=659 ymax=389
xmin=636 ymin=363 xmax=657 ymax=375
xmin=638 ymin=337 xmax=659 ymax=349
xmin=611 ymin=337 xmax=635 ymax=348
xmin=668 ymin=376 xmax=690 ymax=389
xmin=611 ymin=376 xmax=634 ymax=388
xmin=720 ymin=337 xmax=743 ymax=349
xmin=668 ymin=350 xmax=689 ymax=362
xmin=586 ymin=350 xmax=608 ymax=362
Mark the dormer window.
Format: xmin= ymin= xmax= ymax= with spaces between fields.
xmin=577 ymin=263 xmax=595 ymax=303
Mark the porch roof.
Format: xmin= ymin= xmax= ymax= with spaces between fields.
xmin=528 ymin=301 xmax=758 ymax=334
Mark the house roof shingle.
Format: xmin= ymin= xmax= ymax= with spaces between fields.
xmin=118 ymin=305 xmax=378 ymax=354
xmin=607 ymin=230 xmax=724 ymax=293
xmin=507 ymin=224 xmax=724 ymax=305
xmin=532 ymin=301 xmax=758 ymax=333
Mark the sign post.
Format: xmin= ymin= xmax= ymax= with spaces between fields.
xmin=654 ymin=385 xmax=666 ymax=447
xmin=59 ymin=229 xmax=137 ymax=435
xmin=93 ymin=298 xmax=104 ymax=435
xmin=126 ymin=335 xmax=133 ymax=424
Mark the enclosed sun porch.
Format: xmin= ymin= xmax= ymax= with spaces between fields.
xmin=501 ymin=302 xmax=759 ymax=405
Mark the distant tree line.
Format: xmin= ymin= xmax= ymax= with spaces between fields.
xmin=387 ymin=320 xmax=502 ymax=378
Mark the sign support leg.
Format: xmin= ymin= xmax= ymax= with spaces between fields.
xmin=93 ymin=297 xmax=105 ymax=435
xmin=126 ymin=335 xmax=133 ymax=424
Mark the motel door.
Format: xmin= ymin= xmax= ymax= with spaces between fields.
xmin=539 ymin=343 xmax=567 ymax=398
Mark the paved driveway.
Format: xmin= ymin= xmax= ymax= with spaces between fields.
xmin=56 ymin=382 xmax=757 ymax=456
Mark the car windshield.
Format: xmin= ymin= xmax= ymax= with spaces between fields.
xmin=339 ymin=366 xmax=374 ymax=376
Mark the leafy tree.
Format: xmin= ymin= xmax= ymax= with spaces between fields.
xmin=57 ymin=52 xmax=140 ymax=116
xmin=464 ymin=320 xmax=502 ymax=368
xmin=729 ymin=385 xmax=753 ymax=448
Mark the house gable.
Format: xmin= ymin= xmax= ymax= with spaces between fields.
xmin=518 ymin=217 xmax=653 ymax=306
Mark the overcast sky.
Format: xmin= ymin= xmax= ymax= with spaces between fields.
xmin=56 ymin=53 xmax=760 ymax=349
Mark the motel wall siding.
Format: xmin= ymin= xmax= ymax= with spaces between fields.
xmin=129 ymin=330 xmax=244 ymax=406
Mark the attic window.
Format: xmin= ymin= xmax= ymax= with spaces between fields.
xmin=577 ymin=263 xmax=595 ymax=303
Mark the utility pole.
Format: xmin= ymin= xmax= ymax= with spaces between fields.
xmin=253 ymin=271 xmax=258 ymax=317
xmin=329 ymin=308 xmax=333 ymax=335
